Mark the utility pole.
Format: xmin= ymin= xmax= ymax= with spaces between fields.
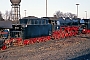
xmin=76 ymin=4 xmax=79 ymax=18
xmin=46 ymin=0 xmax=47 ymax=17
xmin=24 ymin=10 xmax=26 ymax=17
xmin=85 ymin=11 xmax=87 ymax=19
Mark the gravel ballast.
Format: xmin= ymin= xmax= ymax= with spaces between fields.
xmin=0 ymin=34 xmax=90 ymax=60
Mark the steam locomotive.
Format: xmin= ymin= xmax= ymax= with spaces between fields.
xmin=0 ymin=17 xmax=90 ymax=50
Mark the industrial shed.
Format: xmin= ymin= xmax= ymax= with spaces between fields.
xmin=0 ymin=21 xmax=12 ymax=29
xmin=0 ymin=21 xmax=12 ymax=39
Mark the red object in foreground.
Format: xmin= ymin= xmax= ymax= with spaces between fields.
xmin=1 ymin=45 xmax=7 ymax=50
xmin=23 ymin=39 xmax=30 ymax=45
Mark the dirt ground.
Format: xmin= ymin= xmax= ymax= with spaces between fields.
xmin=0 ymin=34 xmax=90 ymax=60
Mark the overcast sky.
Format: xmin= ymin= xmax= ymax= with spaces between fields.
xmin=0 ymin=0 xmax=90 ymax=18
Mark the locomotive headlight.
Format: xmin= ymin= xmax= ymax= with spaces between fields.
xmin=22 ymin=24 xmax=27 ymax=28
xmin=26 ymin=25 xmax=27 ymax=27
xmin=83 ymin=29 xmax=86 ymax=31
xmin=57 ymin=26 xmax=59 ymax=29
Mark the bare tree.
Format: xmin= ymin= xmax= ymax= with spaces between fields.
xmin=8 ymin=10 xmax=13 ymax=21
xmin=0 ymin=11 xmax=4 ymax=21
xmin=65 ymin=12 xmax=77 ymax=18
xmin=3 ymin=10 xmax=13 ymax=21
xmin=54 ymin=11 xmax=77 ymax=19
xmin=5 ymin=11 xmax=9 ymax=20
xmin=55 ymin=11 xmax=64 ymax=18
xmin=63 ymin=13 xmax=68 ymax=18
xmin=0 ymin=10 xmax=13 ymax=21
